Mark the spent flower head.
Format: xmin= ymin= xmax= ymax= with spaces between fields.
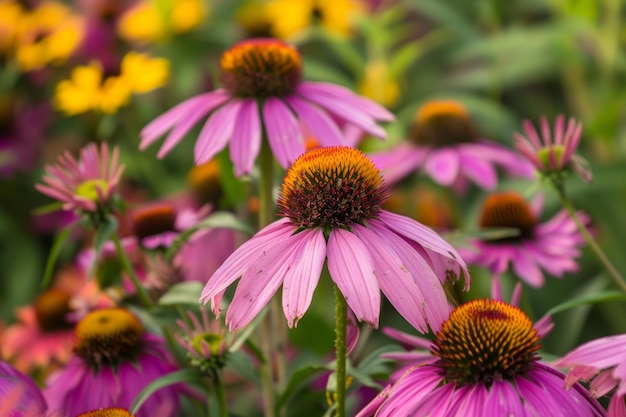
xmin=514 ymin=114 xmax=592 ymax=184
xmin=201 ymin=146 xmax=468 ymax=332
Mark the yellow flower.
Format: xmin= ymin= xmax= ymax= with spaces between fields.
xmin=120 ymin=52 xmax=170 ymax=94
xmin=0 ymin=0 xmax=23 ymax=52
xmin=54 ymin=63 xmax=130 ymax=115
xmin=117 ymin=0 xmax=207 ymax=44
xmin=244 ymin=0 xmax=363 ymax=40
xmin=14 ymin=1 xmax=84 ymax=71
xmin=54 ymin=52 xmax=170 ymax=116
xmin=358 ymin=60 xmax=400 ymax=108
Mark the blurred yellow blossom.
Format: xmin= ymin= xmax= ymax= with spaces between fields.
xmin=13 ymin=1 xmax=84 ymax=71
xmin=238 ymin=0 xmax=363 ymax=39
xmin=117 ymin=0 xmax=207 ymax=44
xmin=0 ymin=0 xmax=23 ymax=52
xmin=54 ymin=52 xmax=170 ymax=115
xmin=358 ymin=60 xmax=400 ymax=108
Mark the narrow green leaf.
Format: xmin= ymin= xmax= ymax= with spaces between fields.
xmin=158 ymin=282 xmax=204 ymax=306
xmin=546 ymin=291 xmax=626 ymax=316
xmin=130 ymin=369 xmax=205 ymax=414
xmin=276 ymin=365 xmax=329 ymax=410
xmin=88 ymin=216 xmax=118 ymax=279
xmin=41 ymin=226 xmax=73 ymax=289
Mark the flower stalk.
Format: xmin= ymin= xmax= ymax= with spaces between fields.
xmin=334 ymin=283 xmax=348 ymax=417
xmin=111 ymin=234 xmax=154 ymax=309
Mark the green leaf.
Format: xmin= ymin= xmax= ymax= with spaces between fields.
xmin=88 ymin=216 xmax=118 ymax=279
xmin=41 ymin=226 xmax=74 ymax=289
xmin=130 ymin=369 xmax=206 ymax=414
xmin=276 ymin=365 xmax=329 ymax=411
xmin=158 ymin=281 xmax=204 ymax=306
xmin=546 ymin=291 xmax=626 ymax=316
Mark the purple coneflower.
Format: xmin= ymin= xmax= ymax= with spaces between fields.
xmin=200 ymin=146 xmax=469 ymax=332
xmin=357 ymin=299 xmax=607 ymax=417
xmin=76 ymin=408 xmax=135 ymax=417
xmin=554 ymin=334 xmax=626 ymax=417
xmin=140 ymin=38 xmax=394 ymax=176
xmin=460 ymin=191 xmax=588 ymax=287
xmin=44 ymin=308 xmax=187 ymax=417
xmin=36 ymin=142 xmax=124 ymax=214
xmin=369 ymin=100 xmax=534 ymax=192
xmin=515 ymin=114 xmax=592 ymax=183
xmin=0 ymin=360 xmax=47 ymax=417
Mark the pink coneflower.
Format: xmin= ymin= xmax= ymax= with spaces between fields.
xmin=200 ymin=146 xmax=469 ymax=332
xmin=356 ymin=299 xmax=607 ymax=417
xmin=139 ymin=38 xmax=394 ymax=176
xmin=1 ymin=267 xmax=89 ymax=372
xmin=460 ymin=191 xmax=588 ymax=287
xmin=44 ymin=308 xmax=187 ymax=417
xmin=515 ymin=114 xmax=592 ymax=183
xmin=554 ymin=334 xmax=626 ymax=417
xmin=369 ymin=100 xmax=534 ymax=192
xmin=36 ymin=142 xmax=124 ymax=214
xmin=0 ymin=359 xmax=47 ymax=417
xmin=76 ymin=408 xmax=135 ymax=417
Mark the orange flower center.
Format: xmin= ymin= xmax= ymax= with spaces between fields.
xmin=77 ymin=408 xmax=135 ymax=417
xmin=131 ymin=203 xmax=177 ymax=240
xmin=187 ymin=160 xmax=223 ymax=205
xmin=74 ymin=308 xmax=144 ymax=369
xmin=479 ymin=192 xmax=536 ymax=241
xmin=219 ymin=38 xmax=302 ymax=98
xmin=34 ymin=289 xmax=73 ymax=332
xmin=433 ymin=299 xmax=540 ymax=385
xmin=410 ymin=100 xmax=478 ymax=147
xmin=278 ymin=146 xmax=387 ymax=230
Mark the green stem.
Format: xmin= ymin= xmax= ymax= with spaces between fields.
xmin=334 ymin=284 xmax=348 ymax=417
xmin=554 ymin=184 xmax=626 ymax=293
xmin=111 ymin=234 xmax=153 ymax=309
xmin=212 ymin=369 xmax=228 ymax=417
xmin=258 ymin=137 xmax=277 ymax=417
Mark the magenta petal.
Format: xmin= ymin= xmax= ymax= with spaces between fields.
xmin=296 ymin=85 xmax=387 ymax=139
xmin=297 ymin=81 xmax=395 ymax=121
xmin=424 ymin=148 xmax=460 ymax=186
xmin=281 ymin=229 xmax=326 ymax=327
xmin=352 ymin=224 xmax=429 ymax=333
xmin=262 ymin=97 xmax=303 ymax=168
xmin=284 ymin=96 xmax=344 ymax=146
xmin=194 ymin=100 xmax=242 ymax=165
xmin=369 ymin=144 xmax=428 ymax=186
xmin=608 ymin=394 xmax=626 ymax=417
xmin=511 ymin=248 xmax=544 ymax=287
xmin=157 ymin=92 xmax=230 ymax=158
xmin=199 ymin=218 xmax=293 ymax=303
xmin=139 ymin=93 xmax=215 ymax=149
xmin=229 ymin=99 xmax=261 ymax=176
xmin=327 ymin=228 xmax=380 ymax=327
xmin=227 ymin=234 xmax=302 ymax=330
xmin=457 ymin=150 xmax=498 ymax=190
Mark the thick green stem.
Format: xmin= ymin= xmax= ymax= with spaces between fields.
xmin=111 ymin=234 xmax=153 ymax=309
xmin=554 ymin=185 xmax=626 ymax=293
xmin=212 ymin=369 xmax=228 ymax=417
xmin=258 ymin=137 xmax=278 ymax=417
xmin=334 ymin=284 xmax=348 ymax=417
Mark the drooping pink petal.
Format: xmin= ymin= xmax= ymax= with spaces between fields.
xmin=199 ymin=218 xmax=293 ymax=303
xmin=281 ymin=229 xmax=326 ymax=328
xmin=194 ymin=100 xmax=243 ymax=165
xmin=156 ymin=93 xmax=230 ymax=158
xmin=297 ymin=81 xmax=395 ymax=121
xmin=327 ymin=228 xmax=380 ymax=327
xmin=457 ymin=150 xmax=498 ymax=190
xmin=226 ymin=234 xmax=302 ymax=330
xmin=369 ymin=144 xmax=428 ymax=186
xmin=510 ymin=248 xmax=545 ymax=287
xmin=229 ymin=99 xmax=261 ymax=176
xmin=608 ymin=394 xmax=626 ymax=417
xmin=424 ymin=148 xmax=460 ymax=186
xmin=263 ymin=97 xmax=303 ymax=168
xmin=284 ymin=96 xmax=344 ymax=146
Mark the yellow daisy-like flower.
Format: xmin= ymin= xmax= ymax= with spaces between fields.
xmin=117 ymin=0 xmax=207 ymax=44
xmin=241 ymin=0 xmax=363 ymax=40
xmin=0 ymin=0 xmax=23 ymax=52
xmin=120 ymin=51 xmax=170 ymax=94
xmin=54 ymin=52 xmax=170 ymax=116
xmin=14 ymin=1 xmax=84 ymax=71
